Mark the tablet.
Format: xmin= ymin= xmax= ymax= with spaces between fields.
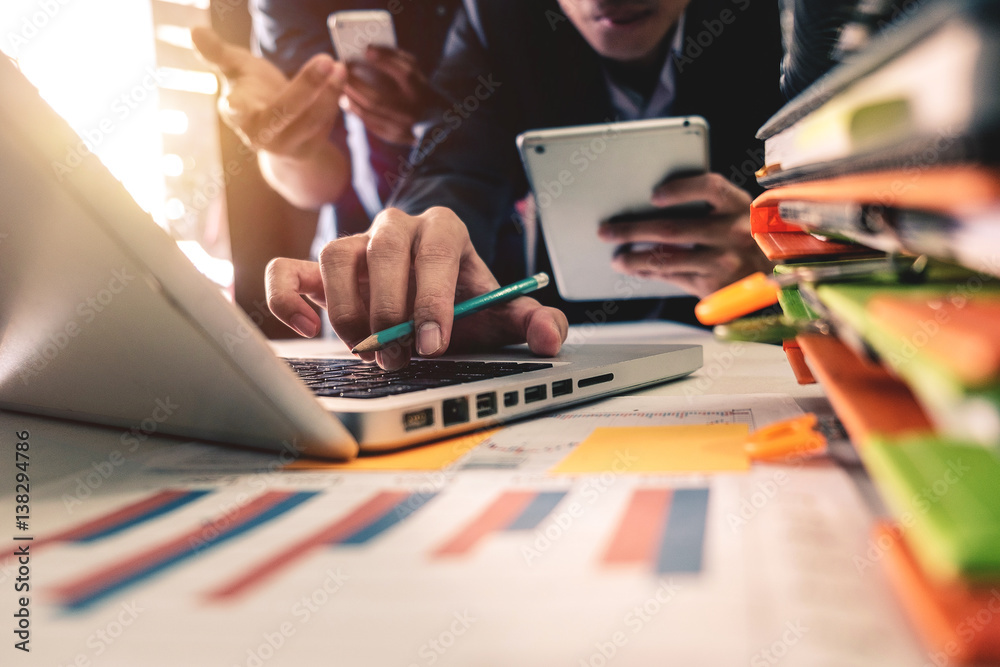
xmin=517 ymin=116 xmax=710 ymax=301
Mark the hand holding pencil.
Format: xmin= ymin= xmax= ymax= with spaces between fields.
xmin=352 ymin=273 xmax=551 ymax=353
xmin=265 ymin=207 xmax=568 ymax=370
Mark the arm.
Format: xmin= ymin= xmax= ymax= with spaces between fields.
xmin=388 ymin=5 xmax=526 ymax=266
xmin=192 ymin=26 xmax=350 ymax=209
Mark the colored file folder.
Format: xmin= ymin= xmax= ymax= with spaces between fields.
xmin=863 ymin=436 xmax=1000 ymax=583
xmin=749 ymin=168 xmax=1000 ymax=269
xmin=874 ymin=522 xmax=1000 ymax=665
xmin=812 ymin=281 xmax=1000 ymax=445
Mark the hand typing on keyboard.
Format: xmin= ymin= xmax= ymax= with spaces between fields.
xmin=265 ymin=207 xmax=568 ymax=371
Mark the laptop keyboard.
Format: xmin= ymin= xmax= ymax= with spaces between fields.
xmin=286 ymin=358 xmax=555 ymax=399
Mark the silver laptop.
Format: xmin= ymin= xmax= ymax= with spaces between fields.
xmin=0 ymin=56 xmax=702 ymax=460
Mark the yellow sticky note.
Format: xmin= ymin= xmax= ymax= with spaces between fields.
xmin=284 ymin=428 xmax=499 ymax=472
xmin=550 ymin=424 xmax=750 ymax=474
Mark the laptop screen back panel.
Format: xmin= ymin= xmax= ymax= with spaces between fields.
xmin=0 ymin=57 xmax=358 ymax=460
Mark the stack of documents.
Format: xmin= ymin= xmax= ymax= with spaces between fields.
xmin=730 ymin=1 xmax=1000 ymax=661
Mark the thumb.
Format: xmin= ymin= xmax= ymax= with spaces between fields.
xmin=191 ymin=26 xmax=250 ymax=77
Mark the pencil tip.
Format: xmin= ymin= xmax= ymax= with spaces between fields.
xmin=351 ymin=335 xmax=380 ymax=354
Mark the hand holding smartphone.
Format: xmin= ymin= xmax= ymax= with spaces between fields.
xmin=327 ymin=10 xmax=397 ymax=62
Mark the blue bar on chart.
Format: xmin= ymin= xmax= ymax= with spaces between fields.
xmin=434 ymin=490 xmax=568 ymax=557
xmin=208 ymin=490 xmax=438 ymax=601
xmin=33 ymin=489 xmax=211 ymax=550
xmin=50 ymin=491 xmax=317 ymax=611
xmin=657 ymin=488 xmax=709 ymax=574
xmin=603 ymin=487 xmax=710 ymax=574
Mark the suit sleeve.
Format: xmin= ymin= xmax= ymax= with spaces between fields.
xmin=387 ymin=3 xmax=525 ymax=267
xmin=778 ymin=0 xmax=856 ymax=100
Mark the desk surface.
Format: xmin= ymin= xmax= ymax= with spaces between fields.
xmin=0 ymin=322 xmax=925 ymax=666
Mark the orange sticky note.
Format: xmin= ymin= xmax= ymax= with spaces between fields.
xmin=550 ymin=424 xmax=750 ymax=474
xmin=284 ymin=428 xmax=498 ymax=472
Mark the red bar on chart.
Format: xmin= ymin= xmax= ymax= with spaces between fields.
xmin=31 ymin=489 xmax=210 ymax=550
xmin=603 ymin=488 xmax=672 ymax=565
xmin=208 ymin=491 xmax=435 ymax=601
xmin=51 ymin=491 xmax=315 ymax=611
xmin=432 ymin=490 xmax=569 ymax=557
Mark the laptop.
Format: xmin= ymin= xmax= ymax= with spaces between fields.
xmin=0 ymin=56 xmax=702 ymax=460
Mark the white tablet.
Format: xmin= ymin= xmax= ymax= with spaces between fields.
xmin=517 ymin=116 xmax=710 ymax=301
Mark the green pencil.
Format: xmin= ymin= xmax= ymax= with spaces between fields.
xmin=351 ymin=272 xmax=550 ymax=353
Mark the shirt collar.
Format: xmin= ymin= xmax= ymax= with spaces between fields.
xmin=604 ymin=12 xmax=686 ymax=120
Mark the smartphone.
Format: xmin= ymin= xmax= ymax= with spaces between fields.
xmin=327 ymin=10 xmax=397 ymax=62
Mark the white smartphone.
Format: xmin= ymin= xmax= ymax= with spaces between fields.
xmin=517 ymin=117 xmax=711 ymax=302
xmin=327 ymin=10 xmax=397 ymax=62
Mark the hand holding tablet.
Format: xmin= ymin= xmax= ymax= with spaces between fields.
xmin=517 ymin=117 xmax=711 ymax=301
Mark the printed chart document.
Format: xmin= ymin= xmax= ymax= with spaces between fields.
xmin=2 ymin=394 xmax=924 ymax=666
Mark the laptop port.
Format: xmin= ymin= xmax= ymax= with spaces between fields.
xmin=442 ymin=397 xmax=470 ymax=426
xmin=524 ymin=384 xmax=547 ymax=404
xmin=503 ymin=391 xmax=519 ymax=407
xmin=403 ymin=407 xmax=434 ymax=431
xmin=578 ymin=373 xmax=614 ymax=388
xmin=476 ymin=392 xmax=498 ymax=418
xmin=551 ymin=379 xmax=573 ymax=397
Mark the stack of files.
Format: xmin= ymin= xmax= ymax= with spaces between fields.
xmin=765 ymin=249 xmax=1000 ymax=667
xmin=862 ymin=436 xmax=1000 ymax=665
xmin=756 ymin=0 xmax=1000 ymax=188
xmin=738 ymin=1 xmax=1000 ymax=661
xmin=750 ymin=0 xmax=1000 ymax=274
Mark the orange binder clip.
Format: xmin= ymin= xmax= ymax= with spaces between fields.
xmin=744 ymin=413 xmax=828 ymax=461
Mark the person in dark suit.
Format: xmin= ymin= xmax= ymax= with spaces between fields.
xmin=266 ymin=0 xmax=786 ymax=370
xmin=193 ymin=1 xmax=461 ymax=236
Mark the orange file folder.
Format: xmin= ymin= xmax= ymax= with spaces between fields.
xmin=867 ymin=295 xmax=1000 ymax=388
xmin=875 ymin=522 xmax=1000 ymax=665
xmin=795 ymin=334 xmax=933 ymax=445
